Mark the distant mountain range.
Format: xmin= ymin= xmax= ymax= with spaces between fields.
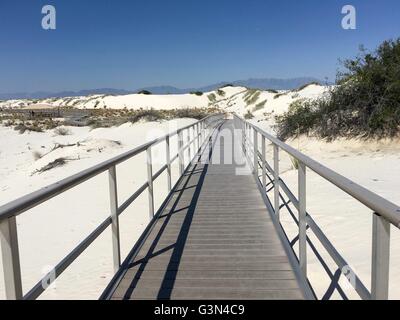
xmin=0 ymin=77 xmax=326 ymax=100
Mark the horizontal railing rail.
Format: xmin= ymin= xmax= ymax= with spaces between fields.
xmin=0 ymin=113 xmax=225 ymax=300
xmin=233 ymin=113 xmax=400 ymax=300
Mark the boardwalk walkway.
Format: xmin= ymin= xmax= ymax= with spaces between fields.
xmin=102 ymin=120 xmax=312 ymax=300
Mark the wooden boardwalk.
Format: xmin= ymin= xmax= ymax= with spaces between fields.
xmin=102 ymin=120 xmax=312 ymax=300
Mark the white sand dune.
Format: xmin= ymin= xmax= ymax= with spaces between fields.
xmin=1 ymin=84 xmax=399 ymax=300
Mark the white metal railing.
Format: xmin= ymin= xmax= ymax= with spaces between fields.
xmin=233 ymin=113 xmax=400 ymax=300
xmin=0 ymin=114 xmax=225 ymax=300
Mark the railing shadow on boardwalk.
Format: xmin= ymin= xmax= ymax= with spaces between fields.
xmin=120 ymin=126 xmax=220 ymax=300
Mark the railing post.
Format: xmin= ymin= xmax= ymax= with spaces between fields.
xmin=147 ymin=147 xmax=154 ymax=219
xmin=262 ymin=136 xmax=266 ymax=191
xmin=253 ymin=129 xmax=258 ymax=176
xmin=178 ymin=131 xmax=184 ymax=175
xmin=166 ymin=136 xmax=172 ymax=192
xmin=0 ymin=216 xmax=23 ymax=300
xmin=187 ymin=128 xmax=191 ymax=161
xmin=298 ymin=161 xmax=307 ymax=277
xmin=196 ymin=123 xmax=200 ymax=153
xmin=242 ymin=121 xmax=246 ymax=155
xmin=108 ymin=165 xmax=121 ymax=272
xmin=274 ymin=144 xmax=280 ymax=221
xmin=371 ymin=212 xmax=390 ymax=300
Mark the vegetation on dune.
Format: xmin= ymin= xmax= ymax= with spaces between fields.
xmin=276 ymin=39 xmax=400 ymax=141
xmin=244 ymin=110 xmax=254 ymax=119
xmin=253 ymin=100 xmax=267 ymax=112
xmin=207 ymin=93 xmax=217 ymax=102
xmin=220 ymin=84 xmax=234 ymax=88
xmin=137 ymin=90 xmax=152 ymax=95
xmin=53 ymin=127 xmax=71 ymax=136
xmin=217 ymin=89 xmax=226 ymax=97
xmin=1 ymin=106 xmax=221 ymax=131
xmin=243 ymin=89 xmax=261 ymax=105
xmin=190 ymin=91 xmax=203 ymax=96
xmin=273 ymin=92 xmax=287 ymax=99
xmin=86 ymin=107 xmax=221 ymax=128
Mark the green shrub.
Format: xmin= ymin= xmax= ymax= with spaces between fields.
xmin=54 ymin=127 xmax=71 ymax=136
xmin=244 ymin=90 xmax=261 ymax=105
xmin=275 ymin=99 xmax=318 ymax=140
xmin=190 ymin=91 xmax=203 ymax=96
xmin=244 ymin=110 xmax=254 ymax=119
xmin=275 ymin=38 xmax=400 ymax=140
xmin=217 ymin=89 xmax=226 ymax=97
xmin=253 ymin=100 xmax=267 ymax=112
xmin=274 ymin=92 xmax=286 ymax=99
xmin=137 ymin=90 xmax=152 ymax=95
xmin=207 ymin=93 xmax=217 ymax=102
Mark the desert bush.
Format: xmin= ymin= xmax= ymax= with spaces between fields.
xmin=190 ymin=91 xmax=203 ymax=96
xmin=275 ymin=99 xmax=319 ymax=140
xmin=54 ymin=127 xmax=71 ymax=136
xmin=207 ymin=93 xmax=217 ymax=102
xmin=137 ymin=90 xmax=152 ymax=95
xmin=253 ymin=100 xmax=267 ymax=112
xmin=129 ymin=109 xmax=166 ymax=123
xmin=244 ymin=90 xmax=261 ymax=105
xmin=274 ymin=92 xmax=287 ymax=99
xmin=276 ymin=38 xmax=400 ymax=140
xmin=14 ymin=123 xmax=43 ymax=134
xmin=244 ymin=110 xmax=254 ymax=119
xmin=217 ymin=89 xmax=225 ymax=97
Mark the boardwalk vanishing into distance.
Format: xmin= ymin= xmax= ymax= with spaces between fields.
xmin=1 ymin=114 xmax=400 ymax=300
xmin=101 ymin=121 xmax=312 ymax=300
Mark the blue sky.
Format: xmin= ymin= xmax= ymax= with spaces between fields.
xmin=0 ymin=0 xmax=399 ymax=93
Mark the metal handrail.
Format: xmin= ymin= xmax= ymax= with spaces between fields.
xmin=241 ymin=119 xmax=400 ymax=228
xmin=0 ymin=113 xmax=225 ymax=300
xmin=233 ymin=113 xmax=400 ymax=300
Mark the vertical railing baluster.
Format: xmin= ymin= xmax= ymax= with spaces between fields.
xmin=147 ymin=147 xmax=154 ymax=219
xmin=108 ymin=165 xmax=121 ymax=272
xmin=196 ymin=123 xmax=199 ymax=153
xmin=298 ymin=161 xmax=307 ymax=277
xmin=0 ymin=216 xmax=23 ymax=300
xmin=178 ymin=130 xmax=184 ymax=175
xmin=166 ymin=136 xmax=172 ymax=192
xmin=274 ymin=144 xmax=280 ymax=221
xmin=371 ymin=212 xmax=391 ymax=300
xmin=241 ymin=120 xmax=245 ymax=154
xmin=262 ymin=136 xmax=266 ymax=191
xmin=188 ymin=127 xmax=191 ymax=161
xmin=253 ymin=129 xmax=258 ymax=176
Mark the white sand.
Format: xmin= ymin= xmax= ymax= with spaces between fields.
xmin=0 ymin=119 xmax=196 ymax=299
xmin=1 ymin=84 xmax=399 ymax=300
xmin=255 ymin=132 xmax=400 ymax=299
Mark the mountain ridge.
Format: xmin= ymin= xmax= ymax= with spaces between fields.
xmin=0 ymin=77 xmax=325 ymax=100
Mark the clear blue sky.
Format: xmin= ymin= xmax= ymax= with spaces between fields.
xmin=0 ymin=0 xmax=399 ymax=93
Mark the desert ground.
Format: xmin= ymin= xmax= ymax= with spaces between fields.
xmin=1 ymin=84 xmax=399 ymax=299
